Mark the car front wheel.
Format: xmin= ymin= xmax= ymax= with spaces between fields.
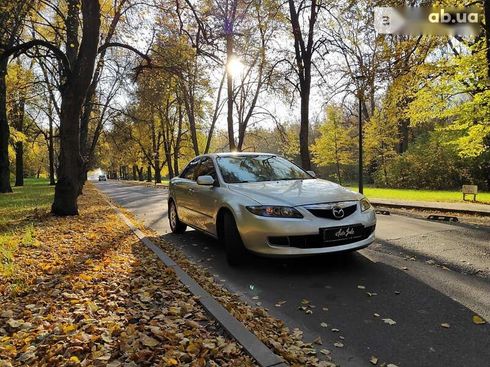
xmin=223 ymin=212 xmax=247 ymax=266
xmin=168 ymin=200 xmax=187 ymax=234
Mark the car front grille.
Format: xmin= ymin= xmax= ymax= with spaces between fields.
xmin=306 ymin=203 xmax=358 ymax=220
xmin=268 ymin=225 xmax=375 ymax=249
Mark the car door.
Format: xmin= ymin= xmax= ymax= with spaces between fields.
xmin=173 ymin=157 xmax=200 ymax=224
xmin=191 ymin=157 xmax=221 ymax=235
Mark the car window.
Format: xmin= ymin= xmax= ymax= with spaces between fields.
xmin=180 ymin=158 xmax=200 ymax=180
xmin=195 ymin=157 xmax=217 ymax=180
xmin=216 ymin=155 xmax=312 ymax=183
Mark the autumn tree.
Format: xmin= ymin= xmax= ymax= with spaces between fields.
xmin=311 ymin=105 xmax=356 ymax=184
xmin=0 ymin=0 xmax=35 ymax=193
xmin=285 ymin=0 xmax=328 ymax=170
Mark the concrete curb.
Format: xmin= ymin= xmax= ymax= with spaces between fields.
xmin=105 ymin=199 xmax=287 ymax=367
xmin=371 ymin=201 xmax=490 ymax=217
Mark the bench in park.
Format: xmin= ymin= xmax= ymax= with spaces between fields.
xmin=462 ymin=185 xmax=478 ymax=202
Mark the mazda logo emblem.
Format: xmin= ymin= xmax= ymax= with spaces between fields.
xmin=332 ymin=207 xmax=345 ymax=219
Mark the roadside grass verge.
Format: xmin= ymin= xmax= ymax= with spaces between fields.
xmin=0 ymin=178 xmax=54 ymax=229
xmin=346 ymin=187 xmax=490 ymax=204
xmin=0 ymin=184 xmax=256 ymax=366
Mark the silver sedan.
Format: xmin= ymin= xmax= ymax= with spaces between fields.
xmin=168 ymin=153 xmax=376 ymax=265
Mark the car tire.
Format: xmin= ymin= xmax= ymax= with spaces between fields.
xmin=168 ymin=200 xmax=187 ymax=234
xmin=223 ymin=212 xmax=247 ymax=266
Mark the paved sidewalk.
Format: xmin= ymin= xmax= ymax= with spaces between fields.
xmin=371 ymin=198 xmax=490 ymax=215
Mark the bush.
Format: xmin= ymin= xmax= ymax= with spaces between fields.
xmin=373 ymin=133 xmax=464 ymax=190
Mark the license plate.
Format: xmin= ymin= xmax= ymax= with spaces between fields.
xmin=320 ymin=225 xmax=364 ymax=243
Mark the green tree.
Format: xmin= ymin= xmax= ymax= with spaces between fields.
xmin=311 ymin=106 xmax=356 ymax=184
xmin=364 ymin=106 xmax=399 ymax=187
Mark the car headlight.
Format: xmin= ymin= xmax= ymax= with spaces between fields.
xmin=246 ymin=206 xmax=303 ymax=218
xmin=360 ymin=198 xmax=372 ymax=212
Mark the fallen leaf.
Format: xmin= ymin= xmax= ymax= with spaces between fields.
xmin=334 ymin=342 xmax=344 ymax=348
xmin=1 ymin=310 xmax=13 ymax=318
xmin=62 ymin=324 xmax=77 ymax=334
xmin=320 ymin=322 xmax=328 ymax=328
xmin=186 ymin=342 xmax=200 ymax=354
xmin=142 ymin=335 xmax=159 ymax=347
xmin=7 ymin=319 xmax=23 ymax=328
xmin=69 ymin=356 xmax=80 ymax=364
xmin=370 ymin=356 xmax=378 ymax=365
xmin=222 ymin=342 xmax=238 ymax=354
xmin=96 ymin=355 xmax=111 ymax=361
xmin=313 ymin=336 xmax=322 ymax=345
xmin=472 ymin=315 xmax=486 ymax=325
xmin=441 ymin=323 xmax=450 ymax=328
xmin=382 ymin=318 xmax=396 ymax=326
xmin=357 ymin=285 xmax=366 ymax=289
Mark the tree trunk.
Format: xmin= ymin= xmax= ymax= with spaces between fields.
xmin=299 ymin=88 xmax=311 ymax=170
xmin=48 ymin=113 xmax=56 ymax=185
xmin=154 ymin=161 xmax=161 ymax=183
xmin=52 ymin=79 xmax=89 ymax=210
xmin=52 ymin=94 xmax=84 ymax=215
xmin=0 ymin=59 xmax=12 ymax=193
xmin=165 ymin=144 xmax=174 ymax=179
xmin=137 ymin=167 xmax=144 ymax=181
xmin=14 ymin=141 xmax=23 ymax=186
xmin=226 ymin=33 xmax=236 ymax=151
xmin=52 ymin=0 xmax=101 ymax=215
xmin=132 ymin=165 xmax=137 ymax=180
xmin=147 ymin=165 xmax=152 ymax=182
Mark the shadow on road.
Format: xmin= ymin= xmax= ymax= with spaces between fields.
xmin=156 ymin=230 xmax=490 ymax=367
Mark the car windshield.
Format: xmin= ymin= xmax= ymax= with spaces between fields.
xmin=216 ymin=155 xmax=313 ymax=183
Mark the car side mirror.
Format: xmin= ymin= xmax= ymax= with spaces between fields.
xmin=197 ymin=175 xmax=215 ymax=186
xmin=306 ymin=170 xmax=316 ymax=178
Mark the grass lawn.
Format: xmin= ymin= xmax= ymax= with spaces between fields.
xmin=0 ymin=178 xmax=54 ymax=229
xmin=346 ymin=186 xmax=490 ymax=205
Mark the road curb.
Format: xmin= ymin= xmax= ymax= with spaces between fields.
xmin=371 ymin=201 xmax=490 ymax=217
xmin=104 ymin=198 xmax=287 ymax=367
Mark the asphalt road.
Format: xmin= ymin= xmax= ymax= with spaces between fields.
xmin=95 ymin=180 xmax=490 ymax=367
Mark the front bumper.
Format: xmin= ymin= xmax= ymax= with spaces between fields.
xmin=236 ymin=205 xmax=376 ymax=257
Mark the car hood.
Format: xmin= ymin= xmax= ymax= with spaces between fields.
xmin=228 ymin=179 xmax=362 ymax=206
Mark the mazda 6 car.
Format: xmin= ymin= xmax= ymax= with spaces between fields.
xmin=168 ymin=153 xmax=376 ymax=265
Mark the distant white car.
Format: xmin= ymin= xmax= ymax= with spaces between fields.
xmin=98 ymin=174 xmax=107 ymax=181
xmin=168 ymin=153 xmax=376 ymax=265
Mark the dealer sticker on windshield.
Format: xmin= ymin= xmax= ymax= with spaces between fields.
xmin=321 ymin=225 xmax=364 ymax=243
